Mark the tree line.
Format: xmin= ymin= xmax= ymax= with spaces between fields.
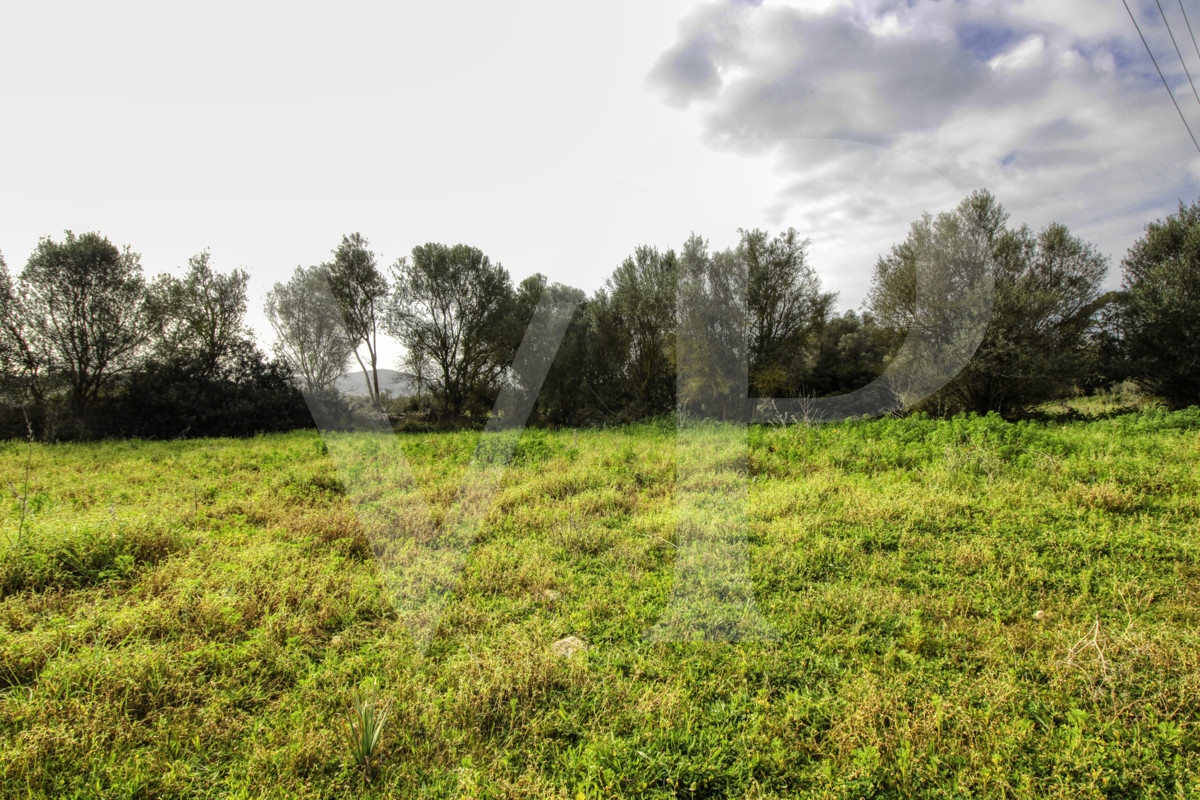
xmin=0 ymin=236 xmax=310 ymax=440
xmin=1 ymin=188 xmax=1196 ymax=439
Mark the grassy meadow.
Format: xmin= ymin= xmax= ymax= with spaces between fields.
xmin=1 ymin=409 xmax=1199 ymax=798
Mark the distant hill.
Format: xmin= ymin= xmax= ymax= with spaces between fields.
xmin=334 ymin=369 xmax=417 ymax=398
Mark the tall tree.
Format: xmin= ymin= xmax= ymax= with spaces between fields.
xmin=1119 ymin=199 xmax=1200 ymax=408
xmin=324 ymin=233 xmax=388 ymax=403
xmin=264 ymin=265 xmax=355 ymax=394
xmin=511 ymin=273 xmax=587 ymax=424
xmin=741 ymin=228 xmax=836 ymax=397
xmin=869 ymin=190 xmax=1108 ymax=416
xmin=10 ymin=231 xmax=150 ymax=419
xmin=146 ymin=249 xmax=251 ymax=378
xmin=606 ymin=245 xmax=679 ymax=416
xmin=578 ymin=290 xmax=632 ymax=422
xmin=676 ymin=234 xmax=748 ymax=419
xmin=386 ymin=243 xmax=515 ymax=418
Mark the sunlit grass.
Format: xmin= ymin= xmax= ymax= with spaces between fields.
xmin=0 ymin=410 xmax=1198 ymax=797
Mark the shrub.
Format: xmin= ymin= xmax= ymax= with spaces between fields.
xmin=1119 ymin=199 xmax=1200 ymax=409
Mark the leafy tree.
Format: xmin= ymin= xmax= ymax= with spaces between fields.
xmin=264 ymin=265 xmax=355 ymax=394
xmin=386 ymin=243 xmax=515 ymax=418
xmin=8 ymin=231 xmax=150 ymax=420
xmin=145 ymin=250 xmax=251 ymax=378
xmin=1119 ymin=199 xmax=1200 ymax=408
xmin=1 ymin=252 xmax=54 ymax=410
xmin=673 ymin=228 xmax=835 ymax=416
xmin=867 ymin=191 xmax=1001 ymax=416
xmin=324 ymin=233 xmax=388 ymax=403
xmin=967 ymin=220 xmax=1109 ymax=415
xmin=511 ymin=274 xmax=588 ymax=425
xmin=576 ymin=290 xmax=632 ymax=422
xmin=606 ymin=245 xmax=678 ymax=416
xmin=676 ymin=234 xmax=748 ymax=419
xmin=869 ymin=190 xmax=1108 ymax=416
xmin=741 ymin=228 xmax=835 ymax=397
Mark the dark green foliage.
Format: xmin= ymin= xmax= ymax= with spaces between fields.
xmin=145 ymin=250 xmax=251 ymax=380
xmin=5 ymin=192 xmax=1196 ymax=443
xmin=112 ymin=344 xmax=313 ymax=439
xmin=1119 ymin=199 xmax=1200 ymax=408
xmin=0 ymin=251 xmax=20 ymax=397
xmin=674 ymin=228 xmax=837 ymax=416
xmin=82 ymin=248 xmax=318 ymax=440
xmin=1082 ymin=292 xmax=1130 ymax=392
xmin=869 ymin=190 xmax=1109 ymax=417
xmin=806 ymin=309 xmax=895 ymax=398
xmin=578 ymin=290 xmax=635 ymax=422
xmin=676 ymin=233 xmax=747 ymax=420
xmin=511 ymin=275 xmax=594 ymax=426
xmin=0 ymin=235 xmax=318 ymax=441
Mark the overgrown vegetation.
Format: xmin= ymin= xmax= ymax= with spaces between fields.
xmin=3 ymin=188 xmax=1199 ymax=439
xmin=1 ymin=410 xmax=1197 ymax=797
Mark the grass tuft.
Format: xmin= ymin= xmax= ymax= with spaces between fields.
xmin=341 ymin=679 xmax=390 ymax=776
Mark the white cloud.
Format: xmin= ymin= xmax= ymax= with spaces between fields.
xmin=868 ymin=13 xmax=909 ymax=38
xmin=647 ymin=0 xmax=1200 ymax=305
xmin=990 ymin=34 xmax=1046 ymax=72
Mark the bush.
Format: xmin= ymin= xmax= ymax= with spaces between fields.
xmin=108 ymin=347 xmax=314 ymax=439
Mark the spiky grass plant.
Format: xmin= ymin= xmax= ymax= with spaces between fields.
xmin=341 ymin=680 xmax=389 ymax=776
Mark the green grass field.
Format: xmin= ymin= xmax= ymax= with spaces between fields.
xmin=1 ymin=410 xmax=1199 ymax=798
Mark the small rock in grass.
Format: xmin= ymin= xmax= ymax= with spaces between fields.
xmin=542 ymin=589 xmax=561 ymax=602
xmin=1033 ymin=610 xmax=1045 ymax=621
xmin=551 ymin=636 xmax=587 ymax=657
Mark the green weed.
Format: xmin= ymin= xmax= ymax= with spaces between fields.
xmin=342 ymin=679 xmax=390 ymax=776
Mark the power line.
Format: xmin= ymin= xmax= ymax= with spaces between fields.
xmin=1122 ymin=0 xmax=1200 ymax=155
xmin=1157 ymin=0 xmax=1200 ymax=106
xmin=1179 ymin=0 xmax=1200 ymax=65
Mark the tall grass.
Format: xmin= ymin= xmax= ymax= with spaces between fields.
xmin=0 ymin=411 xmax=1197 ymax=797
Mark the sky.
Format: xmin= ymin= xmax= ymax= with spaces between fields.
xmin=3 ymin=0 xmax=1200 ymax=367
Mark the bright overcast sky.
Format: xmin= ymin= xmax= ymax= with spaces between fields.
xmin=3 ymin=0 xmax=1199 ymax=365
